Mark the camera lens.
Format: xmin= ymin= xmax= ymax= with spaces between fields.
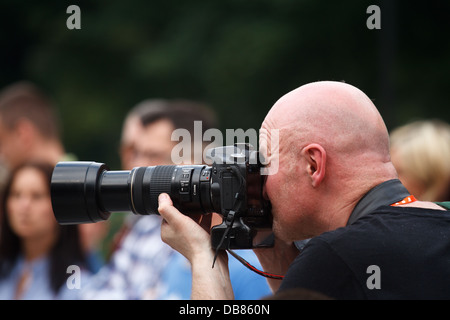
xmin=51 ymin=162 xmax=111 ymax=224
xmin=51 ymin=162 xmax=214 ymax=224
xmin=50 ymin=144 xmax=274 ymax=250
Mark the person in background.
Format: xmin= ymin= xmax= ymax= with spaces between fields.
xmin=0 ymin=81 xmax=65 ymax=169
xmin=0 ymin=81 xmax=108 ymax=273
xmin=390 ymin=119 xmax=450 ymax=202
xmin=81 ymin=99 xmax=271 ymax=299
xmin=0 ymin=162 xmax=89 ymax=299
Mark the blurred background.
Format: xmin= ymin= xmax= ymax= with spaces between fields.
xmin=1 ymin=0 xmax=449 ymax=169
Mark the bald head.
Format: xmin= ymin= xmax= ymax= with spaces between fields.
xmin=262 ymin=81 xmax=398 ymax=239
xmin=263 ymin=81 xmax=392 ymax=166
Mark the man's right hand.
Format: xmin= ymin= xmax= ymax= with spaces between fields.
xmin=158 ymin=193 xmax=234 ymax=299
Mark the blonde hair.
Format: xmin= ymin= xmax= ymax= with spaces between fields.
xmin=390 ymin=120 xmax=450 ymax=201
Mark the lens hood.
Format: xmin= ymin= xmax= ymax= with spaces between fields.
xmin=51 ymin=161 xmax=111 ymax=224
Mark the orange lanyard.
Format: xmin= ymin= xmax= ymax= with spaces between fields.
xmin=391 ymin=195 xmax=417 ymax=207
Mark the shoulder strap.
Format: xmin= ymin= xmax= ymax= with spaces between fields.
xmin=348 ymin=179 xmax=410 ymax=225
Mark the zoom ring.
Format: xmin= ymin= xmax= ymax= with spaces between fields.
xmin=148 ymin=166 xmax=176 ymax=214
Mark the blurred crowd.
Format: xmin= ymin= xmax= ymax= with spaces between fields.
xmin=0 ymin=81 xmax=449 ymax=300
xmin=0 ymin=81 xmax=271 ymax=300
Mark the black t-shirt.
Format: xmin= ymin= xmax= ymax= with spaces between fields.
xmin=279 ymin=205 xmax=450 ymax=299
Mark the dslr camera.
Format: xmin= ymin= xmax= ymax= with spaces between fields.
xmin=51 ymin=143 xmax=273 ymax=250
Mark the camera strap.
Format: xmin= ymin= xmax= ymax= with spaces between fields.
xmin=211 ymin=166 xmax=245 ymax=268
xmin=227 ymin=249 xmax=284 ymax=280
xmin=347 ymin=179 xmax=411 ymax=225
xmin=211 ymin=209 xmax=237 ymax=268
xmin=211 ymin=165 xmax=285 ymax=280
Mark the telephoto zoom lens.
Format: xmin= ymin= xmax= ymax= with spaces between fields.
xmin=50 ymin=161 xmax=214 ymax=225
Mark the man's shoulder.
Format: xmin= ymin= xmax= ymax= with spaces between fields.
xmin=295 ymin=204 xmax=450 ymax=277
xmin=303 ymin=204 xmax=450 ymax=278
xmin=316 ymin=205 xmax=450 ymax=247
xmin=282 ymin=205 xmax=450 ymax=299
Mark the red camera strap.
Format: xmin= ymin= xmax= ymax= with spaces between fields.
xmin=227 ymin=249 xmax=284 ymax=280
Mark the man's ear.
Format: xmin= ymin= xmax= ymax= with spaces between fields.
xmin=301 ymin=144 xmax=326 ymax=188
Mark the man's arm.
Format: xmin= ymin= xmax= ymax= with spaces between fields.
xmin=158 ymin=193 xmax=234 ymax=299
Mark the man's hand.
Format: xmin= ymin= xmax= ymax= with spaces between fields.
xmin=158 ymin=193 xmax=211 ymax=259
xmin=158 ymin=193 xmax=234 ymax=299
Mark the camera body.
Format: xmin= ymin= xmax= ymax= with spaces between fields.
xmin=51 ymin=143 xmax=273 ymax=250
xmin=207 ymin=144 xmax=273 ymax=249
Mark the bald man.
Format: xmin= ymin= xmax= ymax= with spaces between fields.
xmin=158 ymin=81 xmax=450 ymax=299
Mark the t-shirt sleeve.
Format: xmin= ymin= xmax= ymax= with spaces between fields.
xmin=278 ymin=238 xmax=366 ymax=299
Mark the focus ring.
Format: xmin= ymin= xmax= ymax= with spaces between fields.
xmin=147 ymin=166 xmax=176 ymax=214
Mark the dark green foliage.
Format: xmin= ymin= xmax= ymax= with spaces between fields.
xmin=1 ymin=0 xmax=449 ymax=167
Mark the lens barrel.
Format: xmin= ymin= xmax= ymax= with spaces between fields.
xmin=51 ymin=162 xmax=213 ymax=224
xmin=130 ymin=166 xmax=175 ymax=215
